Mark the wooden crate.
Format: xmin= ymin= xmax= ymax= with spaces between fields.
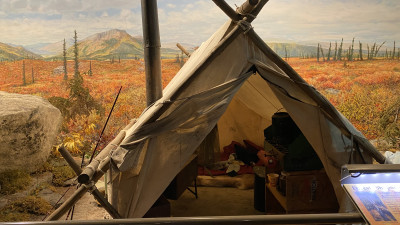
xmin=266 ymin=169 xmax=339 ymax=214
xmin=163 ymin=155 xmax=198 ymax=200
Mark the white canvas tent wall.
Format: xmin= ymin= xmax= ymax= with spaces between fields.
xmin=108 ymin=2 xmax=385 ymax=218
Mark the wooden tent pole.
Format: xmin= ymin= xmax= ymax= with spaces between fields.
xmin=58 ymin=146 xmax=82 ymax=175
xmin=141 ymin=0 xmax=163 ymax=106
xmin=212 ymin=0 xmax=241 ymax=21
xmin=246 ymin=29 xmax=385 ymax=164
xmin=78 ymin=120 xmax=135 ymax=184
xmin=237 ymin=0 xmax=259 ymax=15
xmin=46 ymin=159 xmax=121 ymax=220
xmin=213 ymin=0 xmax=259 ymax=21
xmin=45 ymin=147 xmax=121 ymax=220
xmin=176 ymin=43 xmax=191 ymax=57
xmin=47 ymin=120 xmax=135 ymax=220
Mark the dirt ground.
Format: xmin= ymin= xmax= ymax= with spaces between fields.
xmin=62 ymin=185 xmax=262 ymax=220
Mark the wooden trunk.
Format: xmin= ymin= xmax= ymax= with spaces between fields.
xmin=265 ymin=169 xmax=339 ymax=214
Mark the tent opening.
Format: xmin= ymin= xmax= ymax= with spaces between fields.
xmin=189 ymin=72 xmax=340 ymax=214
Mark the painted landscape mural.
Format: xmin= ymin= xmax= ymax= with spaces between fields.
xmin=0 ymin=0 xmax=400 ymax=221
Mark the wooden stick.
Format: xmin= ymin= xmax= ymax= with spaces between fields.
xmin=176 ymin=43 xmax=191 ymax=57
xmin=58 ymin=146 xmax=82 ymax=175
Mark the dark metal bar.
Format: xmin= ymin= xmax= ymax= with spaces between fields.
xmin=88 ymin=86 xmax=122 ymax=164
xmin=246 ymin=28 xmax=385 ymax=164
xmin=141 ymin=0 xmax=163 ymax=106
xmin=176 ymin=43 xmax=191 ymax=57
xmin=6 ymin=213 xmax=364 ymax=225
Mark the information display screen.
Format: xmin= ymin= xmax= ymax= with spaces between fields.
xmin=343 ymin=183 xmax=400 ymax=224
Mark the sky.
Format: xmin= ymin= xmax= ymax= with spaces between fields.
xmin=0 ymin=0 xmax=399 ymax=47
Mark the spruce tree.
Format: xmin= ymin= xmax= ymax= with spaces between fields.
xmin=73 ymin=30 xmax=79 ymax=79
xmin=31 ymin=67 xmax=34 ymax=83
xmin=63 ymin=38 xmax=68 ymax=80
xmin=22 ymin=60 xmax=26 ymax=86
xmin=327 ymin=42 xmax=331 ymax=61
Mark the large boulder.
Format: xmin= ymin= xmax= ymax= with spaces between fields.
xmin=0 ymin=91 xmax=62 ymax=173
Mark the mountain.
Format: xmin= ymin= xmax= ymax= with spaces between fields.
xmin=25 ymin=40 xmax=74 ymax=56
xmin=65 ymin=29 xmax=144 ymax=60
xmin=0 ymin=42 xmax=43 ymax=60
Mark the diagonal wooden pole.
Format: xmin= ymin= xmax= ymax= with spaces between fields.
xmin=46 ymin=146 xmax=121 ymax=220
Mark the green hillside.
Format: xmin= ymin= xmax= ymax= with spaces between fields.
xmin=0 ymin=42 xmax=43 ymax=61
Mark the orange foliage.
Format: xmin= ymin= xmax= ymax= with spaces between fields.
xmin=1 ymin=57 xmax=399 ymax=148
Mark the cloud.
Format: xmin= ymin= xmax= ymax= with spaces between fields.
xmin=0 ymin=0 xmax=399 ymax=46
xmin=253 ymin=0 xmax=400 ymax=43
xmin=166 ymin=4 xmax=175 ymax=9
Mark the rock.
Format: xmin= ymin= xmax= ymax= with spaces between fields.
xmin=38 ymin=189 xmax=64 ymax=208
xmin=52 ymin=66 xmax=65 ymax=76
xmin=0 ymin=198 xmax=8 ymax=209
xmin=325 ymin=88 xmax=340 ymax=95
xmin=0 ymin=91 xmax=62 ymax=173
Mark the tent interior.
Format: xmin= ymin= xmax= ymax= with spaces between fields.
xmin=109 ymin=18 xmax=380 ymax=218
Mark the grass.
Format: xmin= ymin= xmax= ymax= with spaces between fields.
xmin=0 ymin=170 xmax=31 ymax=195
xmin=51 ymin=165 xmax=76 ymax=186
xmin=0 ymin=196 xmax=52 ymax=221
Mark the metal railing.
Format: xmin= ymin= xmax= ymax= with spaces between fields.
xmin=2 ymin=213 xmax=365 ymax=225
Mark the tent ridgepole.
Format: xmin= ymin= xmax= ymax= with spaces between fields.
xmin=141 ymin=0 xmax=163 ymax=106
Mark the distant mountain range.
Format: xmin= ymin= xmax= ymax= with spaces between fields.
xmin=0 ymin=42 xmax=42 ymax=61
xmin=0 ymin=29 xmax=356 ymax=61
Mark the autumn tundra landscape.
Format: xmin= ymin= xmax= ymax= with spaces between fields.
xmin=0 ymin=26 xmax=399 ymax=221
xmin=0 ymin=29 xmax=400 ymax=155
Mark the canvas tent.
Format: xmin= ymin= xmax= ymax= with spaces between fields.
xmin=107 ymin=0 xmax=385 ymax=218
